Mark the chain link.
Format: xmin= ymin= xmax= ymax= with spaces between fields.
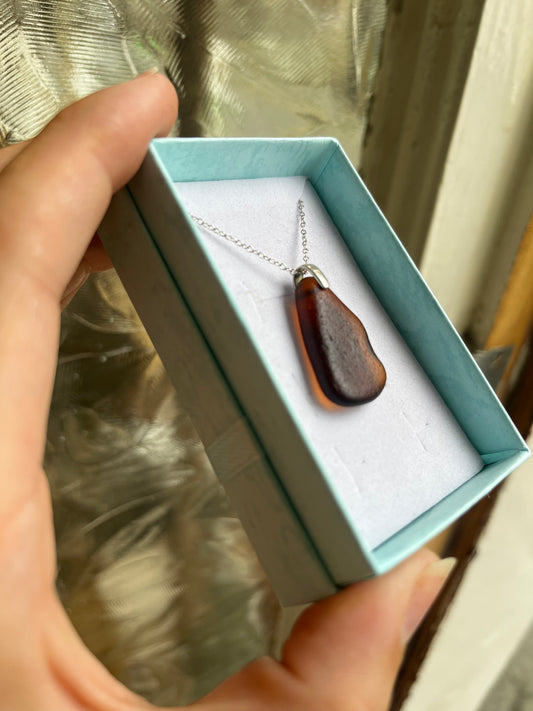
xmin=297 ymin=199 xmax=310 ymax=265
xmin=190 ymin=198 xmax=311 ymax=276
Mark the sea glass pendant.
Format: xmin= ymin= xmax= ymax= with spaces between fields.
xmin=294 ymin=265 xmax=386 ymax=406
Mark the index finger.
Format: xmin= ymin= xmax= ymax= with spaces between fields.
xmin=0 ymin=74 xmax=177 ymax=514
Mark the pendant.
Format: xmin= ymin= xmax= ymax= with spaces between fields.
xmin=294 ymin=265 xmax=386 ymax=406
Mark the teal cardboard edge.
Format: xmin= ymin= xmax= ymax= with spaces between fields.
xmin=481 ymin=449 xmax=529 ymax=465
xmin=149 ymin=138 xmax=380 ymax=570
xmin=151 ymin=136 xmax=339 ymax=184
xmin=98 ymin=185 xmax=339 ymax=605
xmin=135 ymin=137 xmax=528 ymax=582
xmin=152 ymin=138 xmax=525 ymax=463
xmin=373 ymin=449 xmax=531 ymax=573
xmin=130 ymin=142 xmax=377 ymax=585
xmin=313 ymin=143 xmax=526 ymax=461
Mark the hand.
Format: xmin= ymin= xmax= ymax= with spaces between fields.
xmin=0 ymin=74 xmax=453 ymax=710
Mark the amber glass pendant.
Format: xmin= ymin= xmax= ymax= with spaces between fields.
xmin=294 ymin=265 xmax=386 ymax=406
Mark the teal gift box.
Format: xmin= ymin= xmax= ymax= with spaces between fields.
xmin=98 ymin=137 xmax=529 ymax=606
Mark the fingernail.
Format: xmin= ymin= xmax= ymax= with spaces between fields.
xmin=403 ymin=557 xmax=457 ymax=643
xmin=133 ymin=67 xmax=160 ymax=79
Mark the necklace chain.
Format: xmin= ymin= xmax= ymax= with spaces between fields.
xmin=190 ymin=199 xmax=310 ymax=276
xmin=297 ymin=199 xmax=310 ymax=266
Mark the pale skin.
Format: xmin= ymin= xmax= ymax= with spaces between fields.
xmin=0 ymin=73 xmax=455 ymax=710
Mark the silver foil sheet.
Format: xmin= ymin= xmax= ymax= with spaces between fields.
xmin=0 ymin=1 xmax=386 ymax=704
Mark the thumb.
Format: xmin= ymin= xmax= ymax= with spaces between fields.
xmin=281 ymin=549 xmax=455 ymax=710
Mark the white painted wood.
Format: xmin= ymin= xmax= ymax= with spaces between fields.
xmin=402 ymin=435 xmax=533 ymax=711
xmin=419 ymin=0 xmax=533 ymax=335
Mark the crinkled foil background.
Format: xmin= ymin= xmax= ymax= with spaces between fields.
xmin=0 ymin=1 xmax=386 ymax=705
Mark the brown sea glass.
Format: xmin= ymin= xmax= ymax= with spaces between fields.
xmin=295 ymin=276 xmax=386 ymax=406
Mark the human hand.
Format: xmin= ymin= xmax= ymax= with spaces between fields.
xmin=0 ymin=74 xmax=454 ymax=710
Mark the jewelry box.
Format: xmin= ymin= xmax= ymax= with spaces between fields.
xmin=98 ymin=137 xmax=529 ymax=605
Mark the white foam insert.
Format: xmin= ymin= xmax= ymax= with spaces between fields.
xmin=175 ymin=176 xmax=483 ymax=549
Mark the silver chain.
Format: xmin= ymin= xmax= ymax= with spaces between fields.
xmin=190 ymin=198 xmax=309 ymax=276
xmin=297 ymin=198 xmax=310 ymax=265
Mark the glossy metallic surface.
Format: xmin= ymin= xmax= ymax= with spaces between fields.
xmin=0 ymin=1 xmax=386 ymax=704
xmin=293 ymin=264 xmax=329 ymax=289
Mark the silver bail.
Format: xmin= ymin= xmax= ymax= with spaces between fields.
xmin=293 ymin=263 xmax=329 ymax=289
